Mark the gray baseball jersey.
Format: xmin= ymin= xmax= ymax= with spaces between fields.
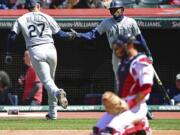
xmin=96 ymin=16 xmax=141 ymax=74
xmin=11 ymin=11 xmax=63 ymax=119
xmin=12 ymin=11 xmax=60 ymax=48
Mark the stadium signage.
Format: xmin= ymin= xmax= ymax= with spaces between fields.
xmin=0 ymin=21 xmax=13 ymax=28
xmin=137 ymin=21 xmax=161 ymax=28
xmin=172 ymin=21 xmax=180 ymax=28
xmin=0 ymin=18 xmax=180 ymax=29
xmin=58 ymin=21 xmax=99 ymax=29
xmin=0 ymin=105 xmax=180 ymax=112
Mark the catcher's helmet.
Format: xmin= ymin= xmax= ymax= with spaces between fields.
xmin=109 ymin=0 xmax=124 ymax=9
xmin=113 ymin=34 xmax=141 ymax=46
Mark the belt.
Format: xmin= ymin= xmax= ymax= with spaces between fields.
xmin=27 ymin=44 xmax=41 ymax=49
xmin=27 ymin=42 xmax=53 ymax=49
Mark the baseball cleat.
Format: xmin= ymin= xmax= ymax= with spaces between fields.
xmin=57 ymin=89 xmax=68 ymax=109
xmin=45 ymin=114 xmax=57 ymax=120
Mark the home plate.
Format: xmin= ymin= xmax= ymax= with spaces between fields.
xmin=0 ymin=112 xmax=46 ymax=118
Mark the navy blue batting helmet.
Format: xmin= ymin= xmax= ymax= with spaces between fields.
xmin=113 ymin=34 xmax=141 ymax=46
xmin=109 ymin=0 xmax=124 ymax=9
xmin=25 ymin=0 xmax=38 ymax=9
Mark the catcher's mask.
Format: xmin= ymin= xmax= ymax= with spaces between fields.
xmin=113 ymin=34 xmax=141 ymax=47
xmin=113 ymin=34 xmax=141 ymax=58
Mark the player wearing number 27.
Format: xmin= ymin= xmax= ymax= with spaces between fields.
xmin=91 ymin=34 xmax=154 ymax=135
xmin=5 ymin=0 xmax=76 ymax=120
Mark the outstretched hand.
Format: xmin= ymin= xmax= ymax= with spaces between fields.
xmin=68 ymin=28 xmax=78 ymax=40
xmin=70 ymin=28 xmax=78 ymax=34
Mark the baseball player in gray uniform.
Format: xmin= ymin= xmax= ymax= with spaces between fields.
xmin=71 ymin=0 xmax=153 ymax=121
xmin=5 ymin=0 xmax=76 ymax=120
xmin=72 ymin=0 xmax=152 ymax=89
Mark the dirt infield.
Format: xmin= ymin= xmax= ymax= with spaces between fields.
xmin=152 ymin=112 xmax=180 ymax=119
xmin=59 ymin=112 xmax=180 ymax=119
xmin=0 ymin=111 xmax=180 ymax=119
xmin=0 ymin=111 xmax=180 ymax=135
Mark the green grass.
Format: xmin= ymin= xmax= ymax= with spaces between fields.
xmin=150 ymin=119 xmax=180 ymax=130
xmin=0 ymin=118 xmax=179 ymax=130
xmin=0 ymin=118 xmax=97 ymax=130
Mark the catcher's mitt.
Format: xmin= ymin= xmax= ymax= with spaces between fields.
xmin=102 ymin=91 xmax=128 ymax=115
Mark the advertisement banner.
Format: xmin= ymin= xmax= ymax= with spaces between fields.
xmin=0 ymin=18 xmax=180 ymax=29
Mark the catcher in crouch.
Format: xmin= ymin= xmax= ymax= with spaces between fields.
xmin=92 ymin=34 xmax=154 ymax=135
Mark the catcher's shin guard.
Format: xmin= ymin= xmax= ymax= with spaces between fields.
xmin=126 ymin=130 xmax=146 ymax=135
xmin=124 ymin=118 xmax=151 ymax=135
xmin=135 ymin=130 xmax=146 ymax=135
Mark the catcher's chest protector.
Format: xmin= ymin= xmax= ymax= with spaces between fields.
xmin=117 ymin=54 xmax=141 ymax=97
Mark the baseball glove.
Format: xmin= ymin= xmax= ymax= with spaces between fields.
xmin=102 ymin=91 xmax=128 ymax=115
